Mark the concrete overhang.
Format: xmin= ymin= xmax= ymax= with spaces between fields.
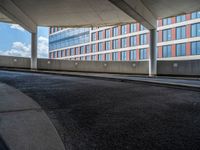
xmin=0 ymin=0 xmax=199 ymax=32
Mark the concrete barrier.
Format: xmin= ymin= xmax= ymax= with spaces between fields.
xmin=0 ymin=55 xmax=200 ymax=76
xmin=157 ymin=59 xmax=200 ymax=76
xmin=0 ymin=55 xmax=30 ymax=69
xmin=37 ymin=59 xmax=149 ymax=74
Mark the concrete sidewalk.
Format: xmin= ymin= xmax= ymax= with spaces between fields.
xmin=0 ymin=82 xmax=65 ymax=150
xmin=1 ymin=68 xmax=199 ymax=91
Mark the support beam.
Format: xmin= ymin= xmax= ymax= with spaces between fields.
xmin=149 ymin=29 xmax=157 ymax=76
xmin=109 ymin=0 xmax=157 ymax=29
xmin=31 ymin=31 xmax=37 ymax=70
xmin=0 ymin=0 xmax=36 ymax=33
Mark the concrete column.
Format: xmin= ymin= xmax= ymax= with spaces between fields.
xmin=31 ymin=31 xmax=37 ymax=69
xmin=149 ymin=29 xmax=157 ymax=76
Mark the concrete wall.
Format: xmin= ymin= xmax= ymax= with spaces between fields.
xmin=157 ymin=59 xmax=200 ymax=76
xmin=0 ymin=55 xmax=30 ymax=69
xmin=0 ymin=55 xmax=200 ymax=76
xmin=37 ymin=59 xmax=149 ymax=74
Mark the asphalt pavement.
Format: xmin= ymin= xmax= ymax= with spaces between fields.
xmin=0 ymin=70 xmax=200 ymax=150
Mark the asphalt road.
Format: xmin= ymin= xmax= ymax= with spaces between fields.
xmin=0 ymin=70 xmax=200 ymax=150
xmin=0 ymin=137 xmax=9 ymax=150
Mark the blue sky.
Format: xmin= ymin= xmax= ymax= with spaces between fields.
xmin=0 ymin=22 xmax=49 ymax=58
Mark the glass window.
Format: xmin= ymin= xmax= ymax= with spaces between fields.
xmin=113 ymin=27 xmax=118 ymax=36
xmin=112 ymin=52 xmax=118 ymax=61
xmin=86 ymin=56 xmax=90 ymax=60
xmin=70 ymin=48 xmax=74 ymax=56
xmin=92 ymin=33 xmax=96 ymax=41
xmin=112 ymin=39 xmax=119 ymax=49
xmin=130 ymin=50 xmax=137 ymax=60
xmin=58 ymin=51 xmax=61 ymax=58
xmin=121 ymin=25 xmax=127 ymax=35
xmin=191 ymin=11 xmax=200 ymax=19
xmin=80 ymin=56 xmax=85 ymax=60
xmin=176 ymin=26 xmax=186 ymax=39
xmin=80 ymin=46 xmax=84 ymax=54
xmin=105 ymin=29 xmax=110 ymax=38
xmin=86 ymin=45 xmax=90 ymax=53
xmin=176 ymin=43 xmax=186 ymax=56
xmin=140 ymin=34 xmax=147 ymax=45
xmin=98 ymin=42 xmax=103 ymax=51
xmin=92 ymin=44 xmax=96 ymax=52
xmin=162 ymin=18 xmax=172 ymax=25
xmin=75 ymin=48 xmax=79 ymax=55
xmin=121 ymin=38 xmax=127 ymax=48
xmin=98 ymin=31 xmax=103 ymax=40
xmin=121 ymin=51 xmax=127 ymax=61
xmin=191 ymin=41 xmax=200 ymax=55
xmin=176 ymin=15 xmax=186 ymax=23
xmin=92 ymin=55 xmax=96 ymax=61
xmin=65 ymin=49 xmax=68 ymax=56
xmin=130 ymin=36 xmax=137 ymax=47
xmin=162 ymin=45 xmax=171 ymax=58
xmin=163 ymin=29 xmax=172 ymax=41
xmin=105 ymin=41 xmax=111 ymax=50
xmin=130 ymin=23 xmax=137 ymax=32
xmin=191 ymin=23 xmax=200 ymax=37
xmin=139 ymin=48 xmax=147 ymax=60
xmin=105 ymin=53 xmax=110 ymax=61
xmin=140 ymin=25 xmax=146 ymax=31
xmin=98 ymin=54 xmax=103 ymax=61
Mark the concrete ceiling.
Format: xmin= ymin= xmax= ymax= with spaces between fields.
xmin=0 ymin=0 xmax=199 ymax=32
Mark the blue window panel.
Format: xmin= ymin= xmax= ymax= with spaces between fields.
xmin=163 ymin=18 xmax=172 ymax=25
xmin=121 ymin=25 xmax=127 ymax=35
xmin=98 ymin=54 xmax=103 ymax=61
xmin=105 ymin=41 xmax=111 ymax=50
xmin=162 ymin=45 xmax=171 ymax=58
xmin=121 ymin=38 xmax=127 ymax=48
xmin=112 ymin=39 xmax=119 ymax=49
xmin=112 ymin=52 xmax=118 ymax=61
xmin=130 ymin=50 xmax=137 ymax=60
xmin=92 ymin=33 xmax=96 ymax=41
xmin=163 ymin=29 xmax=172 ymax=41
xmin=86 ymin=45 xmax=90 ymax=53
xmin=80 ymin=46 xmax=84 ymax=54
xmin=105 ymin=53 xmax=110 ymax=61
xmin=70 ymin=48 xmax=74 ymax=56
xmin=58 ymin=51 xmax=61 ymax=58
xmin=176 ymin=43 xmax=186 ymax=56
xmin=75 ymin=48 xmax=79 ymax=55
xmin=130 ymin=36 xmax=137 ymax=46
xmin=86 ymin=56 xmax=90 ymax=61
xmin=92 ymin=55 xmax=96 ymax=61
xmin=191 ymin=41 xmax=200 ymax=55
xmin=191 ymin=23 xmax=200 ymax=37
xmin=121 ymin=51 xmax=127 ymax=61
xmin=176 ymin=15 xmax=186 ymax=23
xmin=92 ymin=44 xmax=96 ymax=52
xmin=140 ymin=34 xmax=147 ymax=45
xmin=98 ymin=31 xmax=103 ymax=40
xmin=98 ymin=42 xmax=103 ymax=51
xmin=105 ymin=29 xmax=110 ymax=38
xmin=191 ymin=11 xmax=200 ymax=19
xmin=113 ymin=27 xmax=118 ymax=36
xmin=176 ymin=26 xmax=186 ymax=39
xmin=140 ymin=25 xmax=146 ymax=31
xmin=139 ymin=48 xmax=147 ymax=60
xmin=130 ymin=23 xmax=137 ymax=32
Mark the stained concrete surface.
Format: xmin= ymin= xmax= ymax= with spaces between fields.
xmin=0 ymin=70 xmax=200 ymax=150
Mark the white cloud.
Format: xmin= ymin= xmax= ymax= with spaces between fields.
xmin=10 ymin=24 xmax=25 ymax=32
xmin=0 ymin=36 xmax=49 ymax=58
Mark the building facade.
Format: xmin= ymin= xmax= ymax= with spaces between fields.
xmin=49 ymin=11 xmax=200 ymax=61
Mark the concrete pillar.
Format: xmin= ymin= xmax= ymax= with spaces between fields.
xmin=31 ymin=31 xmax=37 ymax=69
xmin=149 ymin=29 xmax=157 ymax=76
